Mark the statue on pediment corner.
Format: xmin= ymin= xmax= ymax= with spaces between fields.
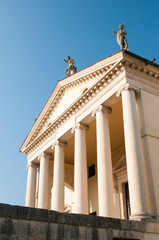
xmin=113 ymin=23 xmax=129 ymax=51
xmin=64 ymin=56 xmax=77 ymax=77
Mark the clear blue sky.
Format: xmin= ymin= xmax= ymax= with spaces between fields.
xmin=0 ymin=0 xmax=158 ymax=206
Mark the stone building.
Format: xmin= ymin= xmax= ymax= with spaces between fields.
xmin=20 ymin=50 xmax=159 ymax=221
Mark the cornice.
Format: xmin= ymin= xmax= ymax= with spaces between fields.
xmin=123 ymin=50 xmax=159 ymax=70
xmin=124 ymin=60 xmax=159 ymax=80
xmin=21 ymin=52 xmax=159 ymax=155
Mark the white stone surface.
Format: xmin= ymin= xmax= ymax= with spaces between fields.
xmin=52 ymin=141 xmax=66 ymax=212
xmin=38 ymin=153 xmax=50 ymax=209
xmin=25 ymin=163 xmax=37 ymax=207
xmin=140 ymin=90 xmax=159 ymax=217
xmin=22 ymin=51 xmax=159 ymax=220
xmin=92 ymin=105 xmax=115 ymax=217
xmin=121 ymin=86 xmax=150 ymax=219
xmin=72 ymin=123 xmax=89 ymax=214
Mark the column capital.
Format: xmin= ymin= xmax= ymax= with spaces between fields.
xmin=116 ymin=83 xmax=140 ymax=97
xmin=71 ymin=122 xmax=89 ymax=134
xmin=26 ymin=162 xmax=38 ymax=170
xmin=92 ymin=105 xmax=112 ymax=117
xmin=38 ymin=152 xmax=51 ymax=161
xmin=52 ymin=140 xmax=67 ymax=150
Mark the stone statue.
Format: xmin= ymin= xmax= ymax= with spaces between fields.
xmin=113 ymin=23 xmax=129 ymax=51
xmin=64 ymin=56 xmax=77 ymax=77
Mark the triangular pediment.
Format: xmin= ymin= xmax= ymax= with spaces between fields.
xmin=21 ymin=50 xmax=159 ymax=154
xmin=20 ymin=51 xmax=124 ymax=153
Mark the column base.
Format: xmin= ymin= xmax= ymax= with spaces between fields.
xmin=129 ymin=212 xmax=152 ymax=221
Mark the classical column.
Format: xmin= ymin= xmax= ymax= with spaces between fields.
xmin=92 ymin=105 xmax=115 ymax=217
xmin=51 ymin=140 xmax=67 ymax=212
xmin=35 ymin=166 xmax=40 ymax=208
xmin=25 ymin=162 xmax=37 ymax=207
xmin=116 ymin=83 xmax=151 ymax=220
xmin=72 ymin=123 xmax=89 ymax=214
xmin=38 ymin=152 xmax=50 ymax=209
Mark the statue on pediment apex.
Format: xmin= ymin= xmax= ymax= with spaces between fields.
xmin=113 ymin=23 xmax=129 ymax=51
xmin=64 ymin=56 xmax=77 ymax=77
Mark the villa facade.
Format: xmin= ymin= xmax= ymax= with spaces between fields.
xmin=20 ymin=50 xmax=159 ymax=221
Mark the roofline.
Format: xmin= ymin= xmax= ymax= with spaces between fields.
xmin=58 ymin=50 xmax=122 ymax=82
xmin=20 ymin=50 xmax=122 ymax=152
xmin=20 ymin=50 xmax=159 ymax=153
xmin=123 ymin=50 xmax=159 ymax=68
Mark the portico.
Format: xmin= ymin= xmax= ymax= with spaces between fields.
xmin=21 ymin=50 xmax=159 ymax=221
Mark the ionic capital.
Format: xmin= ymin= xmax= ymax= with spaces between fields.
xmin=26 ymin=162 xmax=38 ymax=170
xmin=38 ymin=152 xmax=51 ymax=161
xmin=52 ymin=140 xmax=67 ymax=150
xmin=92 ymin=105 xmax=112 ymax=117
xmin=116 ymin=83 xmax=140 ymax=97
xmin=71 ymin=122 xmax=89 ymax=134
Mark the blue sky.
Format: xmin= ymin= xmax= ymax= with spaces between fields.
xmin=0 ymin=0 xmax=158 ymax=206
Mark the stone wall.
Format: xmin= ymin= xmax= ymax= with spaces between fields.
xmin=0 ymin=203 xmax=159 ymax=240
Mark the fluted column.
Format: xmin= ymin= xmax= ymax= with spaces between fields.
xmin=92 ymin=105 xmax=115 ymax=217
xmin=25 ymin=162 xmax=37 ymax=207
xmin=51 ymin=140 xmax=67 ymax=212
xmin=72 ymin=123 xmax=89 ymax=214
xmin=38 ymin=152 xmax=50 ymax=209
xmin=117 ymin=83 xmax=151 ymax=220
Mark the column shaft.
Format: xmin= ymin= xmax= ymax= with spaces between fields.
xmin=25 ymin=163 xmax=37 ymax=207
xmin=35 ymin=166 xmax=40 ymax=208
xmin=94 ymin=106 xmax=115 ymax=217
xmin=38 ymin=153 xmax=50 ymax=209
xmin=52 ymin=141 xmax=66 ymax=212
xmin=121 ymin=87 xmax=150 ymax=219
xmin=73 ymin=123 xmax=89 ymax=214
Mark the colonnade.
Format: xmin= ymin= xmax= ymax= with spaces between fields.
xmin=25 ymin=85 xmax=151 ymax=220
